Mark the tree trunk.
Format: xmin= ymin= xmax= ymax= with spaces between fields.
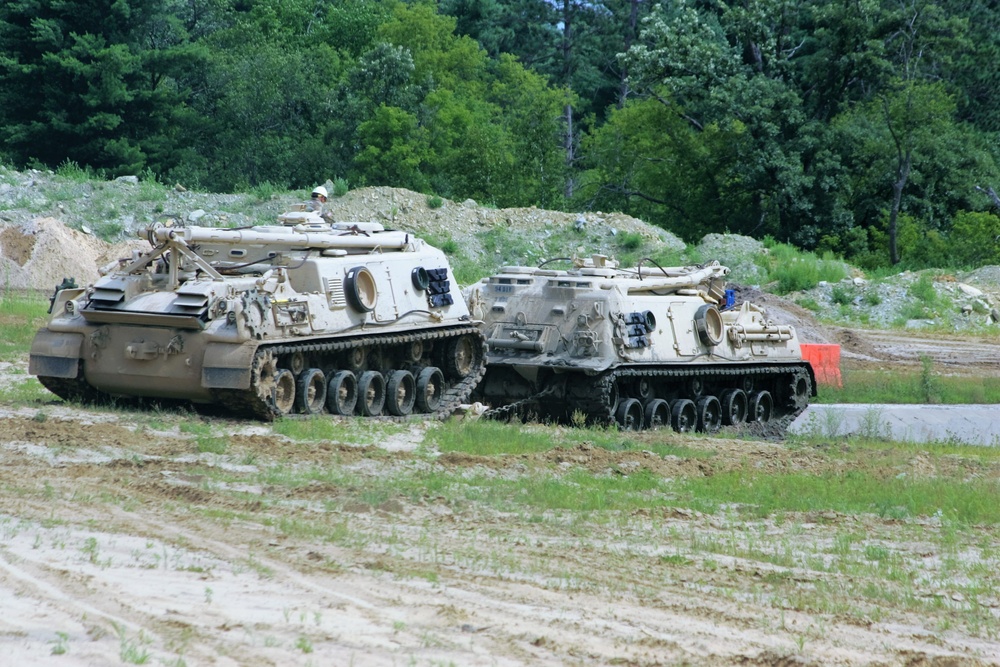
xmin=888 ymin=149 xmax=912 ymax=265
xmin=562 ymin=0 xmax=575 ymax=199
xmin=619 ymin=0 xmax=640 ymax=106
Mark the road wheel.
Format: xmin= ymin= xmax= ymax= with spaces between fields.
xmin=748 ymin=390 xmax=773 ymax=423
xmin=643 ymin=398 xmax=670 ymax=430
xmin=386 ymin=370 xmax=416 ymax=416
xmin=415 ymin=367 xmax=445 ymax=413
xmin=719 ymin=388 xmax=748 ymax=425
xmin=670 ymin=399 xmax=697 ymax=433
xmin=296 ymin=368 xmax=326 ymax=414
xmin=326 ymin=371 xmax=358 ymax=416
xmin=357 ymin=371 xmax=386 ymax=416
xmin=615 ymin=398 xmax=643 ymax=431
xmin=696 ymin=395 xmax=722 ymax=433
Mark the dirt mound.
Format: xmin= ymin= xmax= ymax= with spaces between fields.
xmin=0 ymin=217 xmax=147 ymax=291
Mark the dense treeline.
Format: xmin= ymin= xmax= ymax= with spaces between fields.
xmin=1 ymin=0 xmax=999 ymax=269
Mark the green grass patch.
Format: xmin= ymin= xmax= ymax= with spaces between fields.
xmin=0 ymin=377 xmax=53 ymax=404
xmin=427 ymin=420 xmax=557 ymax=455
xmin=678 ymin=470 xmax=1000 ymax=524
xmin=0 ymin=291 xmax=50 ymax=362
xmin=814 ymin=369 xmax=1000 ymax=404
xmin=427 ymin=419 xmax=716 ymax=459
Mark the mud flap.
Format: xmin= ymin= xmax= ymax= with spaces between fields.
xmin=28 ymin=330 xmax=83 ymax=378
xmin=201 ymin=343 xmax=257 ymax=389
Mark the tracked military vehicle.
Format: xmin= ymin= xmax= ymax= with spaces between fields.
xmin=467 ymin=256 xmax=815 ymax=432
xmin=30 ymin=212 xmax=485 ymax=420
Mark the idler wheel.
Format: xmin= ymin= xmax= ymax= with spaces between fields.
xmin=296 ymin=368 xmax=327 ymax=414
xmin=789 ymin=371 xmax=812 ymax=410
xmin=271 ymin=369 xmax=296 ymax=416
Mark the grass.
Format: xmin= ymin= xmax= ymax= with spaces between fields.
xmin=679 ymin=469 xmax=1000 ymax=524
xmin=759 ymin=242 xmax=849 ymax=294
xmin=814 ymin=368 xmax=1000 ymax=404
xmin=0 ymin=290 xmax=50 ymax=362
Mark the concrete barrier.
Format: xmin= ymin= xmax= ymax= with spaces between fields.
xmin=790 ymin=404 xmax=1000 ymax=445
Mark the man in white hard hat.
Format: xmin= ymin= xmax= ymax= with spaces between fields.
xmin=305 ymin=185 xmax=332 ymax=220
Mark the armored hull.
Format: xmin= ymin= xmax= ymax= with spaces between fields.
xmin=467 ymin=257 xmax=815 ymax=431
xmin=30 ymin=214 xmax=485 ymax=420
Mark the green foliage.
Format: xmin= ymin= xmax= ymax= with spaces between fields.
xmin=830 ymin=286 xmax=853 ymax=306
xmin=616 ymin=232 xmax=643 ymax=252
xmin=426 ymin=194 xmax=444 ymax=209
xmin=332 ymin=178 xmax=349 ymax=197
xmin=55 ymin=160 xmax=96 ymax=183
xmin=950 ymin=211 xmax=1000 ymax=267
xmin=908 ymin=275 xmax=933 ymax=304
xmin=0 ymin=0 xmax=998 ymax=274
xmin=760 ymin=243 xmax=849 ymax=294
xmin=920 ymin=355 xmax=942 ymax=405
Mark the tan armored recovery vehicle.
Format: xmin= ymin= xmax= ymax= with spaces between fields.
xmin=30 ymin=212 xmax=485 ymax=420
xmin=467 ymin=255 xmax=815 ymax=431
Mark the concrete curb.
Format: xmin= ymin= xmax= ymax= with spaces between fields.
xmin=789 ymin=404 xmax=1000 ymax=445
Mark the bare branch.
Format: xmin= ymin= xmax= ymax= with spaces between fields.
xmin=975 ymin=185 xmax=1000 ymax=210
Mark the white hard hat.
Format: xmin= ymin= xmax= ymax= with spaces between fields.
xmin=312 ymin=186 xmax=328 ymax=198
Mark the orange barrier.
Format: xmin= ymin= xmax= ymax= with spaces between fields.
xmin=800 ymin=343 xmax=842 ymax=388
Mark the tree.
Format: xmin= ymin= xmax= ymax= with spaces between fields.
xmin=0 ymin=0 xmax=202 ymax=174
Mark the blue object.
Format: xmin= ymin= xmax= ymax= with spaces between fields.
xmin=723 ymin=289 xmax=736 ymax=311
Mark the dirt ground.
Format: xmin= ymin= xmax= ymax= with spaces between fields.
xmin=3 ymin=317 xmax=1000 ymax=667
xmin=2 ymin=405 xmax=1000 ymax=667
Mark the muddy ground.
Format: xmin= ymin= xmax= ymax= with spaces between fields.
xmin=3 ymin=323 xmax=1000 ymax=667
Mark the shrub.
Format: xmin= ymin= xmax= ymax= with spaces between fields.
xmin=617 ymin=231 xmax=643 ymax=251
xmin=830 ymin=285 xmax=853 ymax=305
xmin=55 ymin=160 xmax=94 ymax=182
xmin=333 ymin=178 xmax=349 ymax=197
xmin=908 ymin=274 xmax=937 ymax=305
xmin=426 ymin=194 xmax=444 ymax=209
xmin=249 ymin=181 xmax=281 ymax=202
xmin=863 ymin=291 xmax=882 ymax=306
xmin=763 ymin=243 xmax=849 ymax=294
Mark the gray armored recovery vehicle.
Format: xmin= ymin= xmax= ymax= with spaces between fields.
xmin=30 ymin=212 xmax=485 ymax=420
xmin=466 ymin=255 xmax=815 ymax=431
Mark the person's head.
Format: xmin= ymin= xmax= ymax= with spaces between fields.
xmin=311 ymin=186 xmax=328 ymax=201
